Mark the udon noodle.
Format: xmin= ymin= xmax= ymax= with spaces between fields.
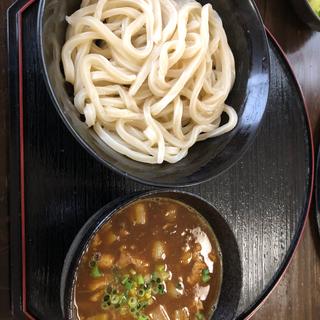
xmin=62 ymin=0 xmax=237 ymax=164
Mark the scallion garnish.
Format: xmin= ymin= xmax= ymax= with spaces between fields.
xmin=128 ymin=296 xmax=138 ymax=308
xmin=138 ymin=288 xmax=145 ymax=297
xmin=195 ymin=312 xmax=205 ymax=320
xmin=90 ymin=263 xmax=103 ymax=278
xmin=100 ymin=267 xmax=167 ymax=319
xmin=158 ymin=284 xmax=165 ymax=295
xmin=201 ymin=268 xmax=211 ymax=283
xmin=121 ymin=274 xmax=129 ymax=285
xmin=110 ymin=294 xmax=120 ymax=305
xmin=136 ymin=274 xmax=144 ymax=285
xmin=101 ymin=301 xmax=109 ymax=310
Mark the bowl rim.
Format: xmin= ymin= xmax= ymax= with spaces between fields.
xmin=37 ymin=0 xmax=270 ymax=188
xmin=60 ymin=189 xmax=242 ymax=320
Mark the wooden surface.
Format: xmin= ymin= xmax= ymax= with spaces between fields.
xmin=0 ymin=0 xmax=319 ymax=319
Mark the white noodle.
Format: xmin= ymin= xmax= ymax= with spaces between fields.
xmin=62 ymin=0 xmax=237 ymax=164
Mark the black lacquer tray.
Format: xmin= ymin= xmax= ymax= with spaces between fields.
xmin=7 ymin=0 xmax=314 ymax=319
xmin=316 ymin=147 xmax=320 ymax=236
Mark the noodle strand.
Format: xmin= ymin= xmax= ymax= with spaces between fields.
xmin=62 ymin=0 xmax=238 ymax=164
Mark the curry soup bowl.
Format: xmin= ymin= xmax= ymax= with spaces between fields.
xmin=61 ymin=190 xmax=242 ymax=320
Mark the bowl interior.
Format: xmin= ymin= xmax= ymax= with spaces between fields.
xmin=61 ymin=191 xmax=242 ymax=320
xmin=38 ymin=0 xmax=269 ymax=187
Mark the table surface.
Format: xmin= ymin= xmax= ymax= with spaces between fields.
xmin=0 ymin=0 xmax=320 ymax=319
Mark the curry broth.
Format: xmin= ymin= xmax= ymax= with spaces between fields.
xmin=75 ymin=198 xmax=222 ymax=320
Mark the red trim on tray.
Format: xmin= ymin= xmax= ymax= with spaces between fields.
xmin=18 ymin=0 xmax=37 ymax=319
xmin=15 ymin=2 xmax=314 ymax=319
xmin=245 ymin=29 xmax=315 ymax=320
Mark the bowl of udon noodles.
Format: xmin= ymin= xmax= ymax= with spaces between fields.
xmin=38 ymin=0 xmax=269 ymax=187
xmin=61 ymin=190 xmax=242 ymax=320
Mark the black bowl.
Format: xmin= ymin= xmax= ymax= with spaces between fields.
xmin=61 ymin=190 xmax=242 ymax=320
xmin=38 ymin=0 xmax=269 ymax=187
xmin=291 ymin=0 xmax=320 ymax=31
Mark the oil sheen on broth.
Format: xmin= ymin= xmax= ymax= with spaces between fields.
xmin=75 ymin=198 xmax=222 ymax=320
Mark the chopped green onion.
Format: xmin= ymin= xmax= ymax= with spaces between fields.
xmin=151 ymin=286 xmax=159 ymax=295
xmin=158 ymin=284 xmax=165 ymax=295
xmin=176 ymin=282 xmax=183 ymax=290
xmin=90 ymin=264 xmax=103 ymax=278
xmin=202 ymin=274 xmax=211 ymax=283
xmin=139 ymin=300 xmax=148 ymax=309
xmin=88 ymin=260 xmax=96 ymax=268
xmin=128 ymin=296 xmax=138 ymax=308
xmin=143 ymin=284 xmax=150 ymax=290
xmin=136 ymin=274 xmax=144 ymax=285
xmin=195 ymin=312 xmax=205 ymax=320
xmin=151 ymin=272 xmax=159 ymax=281
xmin=145 ymin=288 xmax=151 ymax=298
xmin=138 ymin=289 xmax=145 ymax=297
xmin=121 ymin=274 xmax=130 ymax=284
xmin=100 ymin=266 xmax=170 ymax=318
xmin=111 ymin=294 xmax=120 ymax=305
xmin=124 ymin=279 xmax=133 ymax=290
xmin=119 ymin=295 xmax=127 ymax=305
xmin=202 ymin=268 xmax=210 ymax=276
xmin=101 ymin=302 xmax=109 ymax=310
xmin=202 ymin=268 xmax=211 ymax=283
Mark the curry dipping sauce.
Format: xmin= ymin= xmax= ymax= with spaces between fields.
xmin=74 ymin=198 xmax=222 ymax=320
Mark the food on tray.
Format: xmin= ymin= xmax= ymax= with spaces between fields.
xmin=62 ymin=0 xmax=237 ymax=164
xmin=74 ymin=197 xmax=222 ymax=320
xmin=308 ymin=0 xmax=320 ymax=16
